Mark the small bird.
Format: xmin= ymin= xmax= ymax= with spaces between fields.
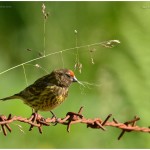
xmin=0 ymin=69 xmax=78 ymax=114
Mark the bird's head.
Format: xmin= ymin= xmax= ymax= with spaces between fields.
xmin=52 ymin=69 xmax=78 ymax=87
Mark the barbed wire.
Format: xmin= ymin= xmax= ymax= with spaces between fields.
xmin=0 ymin=106 xmax=149 ymax=140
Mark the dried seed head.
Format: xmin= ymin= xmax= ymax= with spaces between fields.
xmin=74 ymin=30 xmax=78 ymax=34
xmin=42 ymin=3 xmax=49 ymax=20
xmin=42 ymin=3 xmax=46 ymax=14
xmin=91 ymin=58 xmax=95 ymax=64
xmin=74 ymin=62 xmax=82 ymax=73
xmin=35 ymin=64 xmax=40 ymax=68
xmin=101 ymin=40 xmax=121 ymax=48
xmin=26 ymin=48 xmax=32 ymax=52
xmin=89 ymin=48 xmax=96 ymax=53
xmin=38 ymin=52 xmax=44 ymax=57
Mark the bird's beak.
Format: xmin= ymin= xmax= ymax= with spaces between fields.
xmin=72 ymin=76 xmax=78 ymax=82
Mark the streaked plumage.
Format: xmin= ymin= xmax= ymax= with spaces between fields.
xmin=0 ymin=69 xmax=78 ymax=113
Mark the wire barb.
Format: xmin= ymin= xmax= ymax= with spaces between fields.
xmin=117 ymin=116 xmax=140 ymax=140
xmin=0 ymin=107 xmax=149 ymax=140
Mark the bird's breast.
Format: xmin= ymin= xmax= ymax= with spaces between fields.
xmin=38 ymin=86 xmax=68 ymax=111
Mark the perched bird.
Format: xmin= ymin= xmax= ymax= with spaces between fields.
xmin=0 ymin=69 xmax=78 ymax=114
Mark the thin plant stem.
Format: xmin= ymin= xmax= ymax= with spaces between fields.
xmin=22 ymin=64 xmax=28 ymax=86
xmin=0 ymin=40 xmax=120 ymax=76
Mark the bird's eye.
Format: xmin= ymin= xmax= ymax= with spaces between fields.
xmin=65 ymin=73 xmax=71 ymax=78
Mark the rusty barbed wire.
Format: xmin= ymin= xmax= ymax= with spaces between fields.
xmin=0 ymin=106 xmax=149 ymax=140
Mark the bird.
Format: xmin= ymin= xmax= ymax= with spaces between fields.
xmin=0 ymin=69 xmax=78 ymax=115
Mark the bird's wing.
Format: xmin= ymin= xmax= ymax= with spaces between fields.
xmin=19 ymin=74 xmax=54 ymax=98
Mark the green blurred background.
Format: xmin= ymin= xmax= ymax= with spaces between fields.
xmin=0 ymin=1 xmax=149 ymax=148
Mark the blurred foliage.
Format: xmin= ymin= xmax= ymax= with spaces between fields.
xmin=0 ymin=1 xmax=150 ymax=148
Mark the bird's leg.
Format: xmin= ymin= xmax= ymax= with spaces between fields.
xmin=29 ymin=109 xmax=38 ymax=122
xmin=50 ymin=111 xmax=58 ymax=126
xmin=29 ymin=110 xmax=39 ymax=131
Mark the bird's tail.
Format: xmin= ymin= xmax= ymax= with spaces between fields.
xmin=0 ymin=94 xmax=19 ymax=101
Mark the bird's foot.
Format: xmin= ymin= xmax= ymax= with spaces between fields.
xmin=28 ymin=112 xmax=39 ymax=131
xmin=28 ymin=112 xmax=46 ymax=133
